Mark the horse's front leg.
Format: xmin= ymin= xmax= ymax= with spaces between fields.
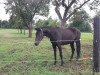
xmin=52 ymin=45 xmax=57 ymax=65
xmin=57 ymin=45 xmax=63 ymax=66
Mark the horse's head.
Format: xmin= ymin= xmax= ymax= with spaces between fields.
xmin=34 ymin=28 xmax=44 ymax=46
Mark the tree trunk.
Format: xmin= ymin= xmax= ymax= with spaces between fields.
xmin=24 ymin=29 xmax=25 ymax=35
xmin=61 ymin=19 xmax=67 ymax=27
xmin=18 ymin=29 xmax=19 ymax=33
xmin=20 ymin=29 xmax=22 ymax=34
xmin=28 ymin=22 xmax=32 ymax=38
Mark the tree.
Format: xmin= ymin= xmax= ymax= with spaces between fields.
xmin=89 ymin=0 xmax=100 ymax=12
xmin=95 ymin=11 xmax=100 ymax=16
xmin=69 ymin=10 xmax=91 ymax=32
xmin=35 ymin=18 xmax=60 ymax=28
xmin=52 ymin=0 xmax=100 ymax=27
xmin=0 ymin=20 xmax=2 ymax=28
xmin=9 ymin=15 xmax=26 ymax=34
xmin=0 ymin=20 xmax=9 ymax=28
xmin=5 ymin=0 xmax=50 ymax=38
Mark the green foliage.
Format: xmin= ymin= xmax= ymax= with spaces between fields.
xmin=0 ymin=20 xmax=1 ymax=28
xmin=35 ymin=18 xmax=60 ymax=28
xmin=0 ymin=20 xmax=10 ymax=28
xmin=9 ymin=15 xmax=26 ymax=29
xmin=5 ymin=0 xmax=50 ymax=37
xmin=6 ymin=0 xmax=50 ymax=28
xmin=69 ymin=10 xmax=92 ymax=32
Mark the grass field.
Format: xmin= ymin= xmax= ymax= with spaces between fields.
xmin=0 ymin=29 xmax=94 ymax=75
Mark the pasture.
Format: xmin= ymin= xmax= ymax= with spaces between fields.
xmin=0 ymin=29 xmax=93 ymax=75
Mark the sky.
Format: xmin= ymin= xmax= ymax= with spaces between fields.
xmin=0 ymin=0 xmax=9 ymax=20
xmin=0 ymin=0 xmax=96 ymax=21
xmin=0 ymin=0 xmax=58 ymax=20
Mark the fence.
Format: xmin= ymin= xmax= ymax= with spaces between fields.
xmin=93 ymin=16 xmax=100 ymax=74
xmin=0 ymin=35 xmax=94 ymax=75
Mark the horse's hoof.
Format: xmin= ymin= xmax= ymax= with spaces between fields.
xmin=60 ymin=64 xmax=63 ymax=66
xmin=69 ymin=59 xmax=72 ymax=62
xmin=60 ymin=62 xmax=64 ymax=66
xmin=54 ymin=63 xmax=56 ymax=65
xmin=76 ymin=58 xmax=79 ymax=61
xmin=54 ymin=61 xmax=57 ymax=65
xmin=76 ymin=59 xmax=79 ymax=64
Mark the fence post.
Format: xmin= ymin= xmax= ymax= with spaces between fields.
xmin=93 ymin=16 xmax=100 ymax=72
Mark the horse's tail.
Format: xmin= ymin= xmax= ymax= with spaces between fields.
xmin=75 ymin=29 xmax=81 ymax=60
xmin=75 ymin=28 xmax=81 ymax=40
xmin=70 ymin=28 xmax=81 ymax=60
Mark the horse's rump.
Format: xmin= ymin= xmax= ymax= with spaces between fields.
xmin=56 ymin=27 xmax=80 ymax=42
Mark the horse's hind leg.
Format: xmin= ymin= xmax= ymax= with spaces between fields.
xmin=69 ymin=42 xmax=75 ymax=61
xmin=76 ymin=40 xmax=81 ymax=61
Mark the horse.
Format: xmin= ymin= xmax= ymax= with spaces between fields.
xmin=34 ymin=27 xmax=81 ymax=66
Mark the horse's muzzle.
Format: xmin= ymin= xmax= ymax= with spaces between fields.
xmin=34 ymin=43 xmax=38 ymax=46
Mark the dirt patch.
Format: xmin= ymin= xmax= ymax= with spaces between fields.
xmin=0 ymin=32 xmax=12 ymax=38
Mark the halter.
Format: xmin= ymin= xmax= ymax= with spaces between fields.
xmin=40 ymin=28 xmax=43 ymax=36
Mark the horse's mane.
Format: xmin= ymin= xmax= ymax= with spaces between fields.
xmin=41 ymin=26 xmax=60 ymax=29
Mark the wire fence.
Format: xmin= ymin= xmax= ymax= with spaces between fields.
xmin=0 ymin=37 xmax=95 ymax=75
xmin=0 ymin=33 xmax=93 ymax=75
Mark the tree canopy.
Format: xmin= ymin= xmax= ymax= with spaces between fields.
xmin=52 ymin=0 xmax=100 ymax=27
xmin=0 ymin=20 xmax=10 ymax=28
xmin=35 ymin=18 xmax=60 ymax=28
xmin=69 ymin=9 xmax=91 ymax=32
xmin=5 ymin=0 xmax=50 ymax=37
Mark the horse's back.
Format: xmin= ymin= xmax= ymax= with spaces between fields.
xmin=57 ymin=27 xmax=81 ymax=40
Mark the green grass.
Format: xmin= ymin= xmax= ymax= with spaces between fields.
xmin=0 ymin=29 xmax=95 ymax=75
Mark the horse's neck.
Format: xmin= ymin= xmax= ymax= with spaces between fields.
xmin=44 ymin=31 xmax=51 ymax=38
xmin=44 ymin=30 xmax=53 ymax=40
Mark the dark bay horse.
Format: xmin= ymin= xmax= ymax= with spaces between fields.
xmin=34 ymin=27 xmax=81 ymax=65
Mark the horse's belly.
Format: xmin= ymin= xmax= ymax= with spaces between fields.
xmin=61 ymin=41 xmax=73 ymax=45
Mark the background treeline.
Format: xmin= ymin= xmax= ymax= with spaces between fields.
xmin=0 ymin=20 xmax=10 ymax=28
xmin=0 ymin=10 xmax=92 ymax=32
